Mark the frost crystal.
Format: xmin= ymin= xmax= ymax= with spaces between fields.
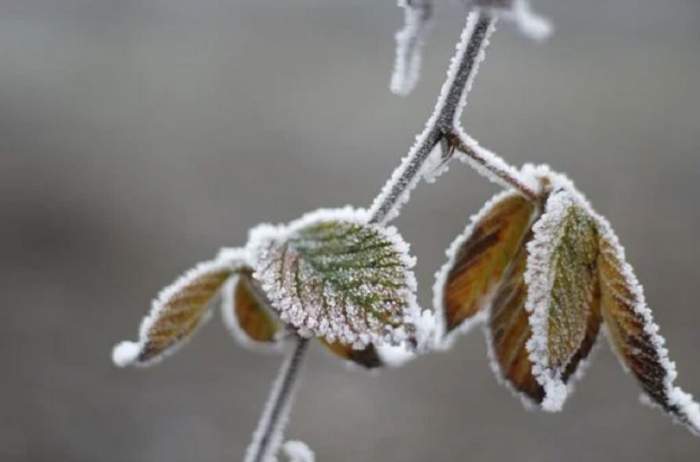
xmin=390 ymin=0 xmax=433 ymax=96
xmin=247 ymin=207 xmax=423 ymax=350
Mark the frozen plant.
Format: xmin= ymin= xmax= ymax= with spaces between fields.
xmin=112 ymin=1 xmax=700 ymax=460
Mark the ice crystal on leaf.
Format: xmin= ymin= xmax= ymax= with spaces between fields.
xmin=247 ymin=207 xmax=422 ymax=351
xmin=435 ymin=166 xmax=700 ymax=434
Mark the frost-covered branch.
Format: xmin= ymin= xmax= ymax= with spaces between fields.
xmin=370 ymin=11 xmax=495 ymax=224
xmin=372 ymin=9 xmax=541 ymax=225
xmin=245 ymin=337 xmax=309 ymax=462
xmin=390 ymin=0 xmax=433 ymax=96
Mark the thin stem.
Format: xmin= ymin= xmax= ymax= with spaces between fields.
xmin=390 ymin=0 xmax=434 ymax=96
xmin=245 ymin=337 xmax=310 ymax=462
xmin=449 ymin=130 xmax=538 ymax=200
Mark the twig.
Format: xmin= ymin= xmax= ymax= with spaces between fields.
xmin=245 ymin=337 xmax=310 ymax=462
xmin=390 ymin=0 xmax=434 ymax=96
xmin=449 ymin=130 xmax=538 ymax=200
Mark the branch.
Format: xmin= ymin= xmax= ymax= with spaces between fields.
xmin=390 ymin=0 xmax=434 ymax=96
xmin=245 ymin=337 xmax=310 ymax=462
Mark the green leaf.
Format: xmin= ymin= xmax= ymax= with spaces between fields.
xmin=525 ymin=189 xmax=601 ymax=410
xmin=248 ymin=208 xmax=419 ymax=349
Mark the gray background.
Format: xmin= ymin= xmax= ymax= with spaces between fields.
xmin=1 ymin=0 xmax=699 ymax=461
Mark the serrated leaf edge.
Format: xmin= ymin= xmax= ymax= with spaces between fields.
xmin=523 ymin=175 xmax=599 ymax=411
xmin=246 ymin=207 xmax=428 ymax=350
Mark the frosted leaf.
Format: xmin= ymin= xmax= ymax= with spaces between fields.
xmin=112 ymin=249 xmax=248 ymax=367
xmin=221 ymin=268 xmax=285 ymax=352
xmin=435 ymin=191 xmax=536 ymax=348
xmin=282 ymin=440 xmax=315 ymax=462
xmin=597 ymin=217 xmax=700 ymax=436
xmin=247 ymin=208 xmax=421 ymax=350
xmin=524 ymin=188 xmax=601 ymax=411
xmin=390 ymin=0 xmax=433 ymax=96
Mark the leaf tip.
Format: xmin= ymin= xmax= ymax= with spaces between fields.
xmin=540 ymin=380 xmax=568 ymax=412
xmin=112 ymin=341 xmax=140 ymax=367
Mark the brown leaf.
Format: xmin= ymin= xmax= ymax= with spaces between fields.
xmin=222 ymin=269 xmax=282 ymax=349
xmin=598 ymin=229 xmax=700 ymax=435
xmin=488 ymin=239 xmax=545 ymax=405
xmin=438 ymin=192 xmax=536 ymax=340
xmin=112 ymin=260 xmax=234 ymax=367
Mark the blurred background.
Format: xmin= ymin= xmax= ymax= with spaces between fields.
xmin=2 ymin=0 xmax=699 ymax=460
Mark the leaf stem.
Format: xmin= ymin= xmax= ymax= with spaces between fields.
xmin=369 ymin=9 xmax=538 ymax=225
xmin=244 ymin=337 xmax=310 ymax=462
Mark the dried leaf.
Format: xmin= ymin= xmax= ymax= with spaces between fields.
xmin=112 ymin=257 xmax=238 ymax=367
xmin=436 ymin=191 xmax=536 ymax=344
xmin=598 ymin=221 xmax=700 ymax=435
xmin=221 ymin=269 xmax=283 ymax=351
xmin=248 ymin=208 xmax=420 ymax=349
xmin=525 ymin=190 xmax=600 ymax=410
